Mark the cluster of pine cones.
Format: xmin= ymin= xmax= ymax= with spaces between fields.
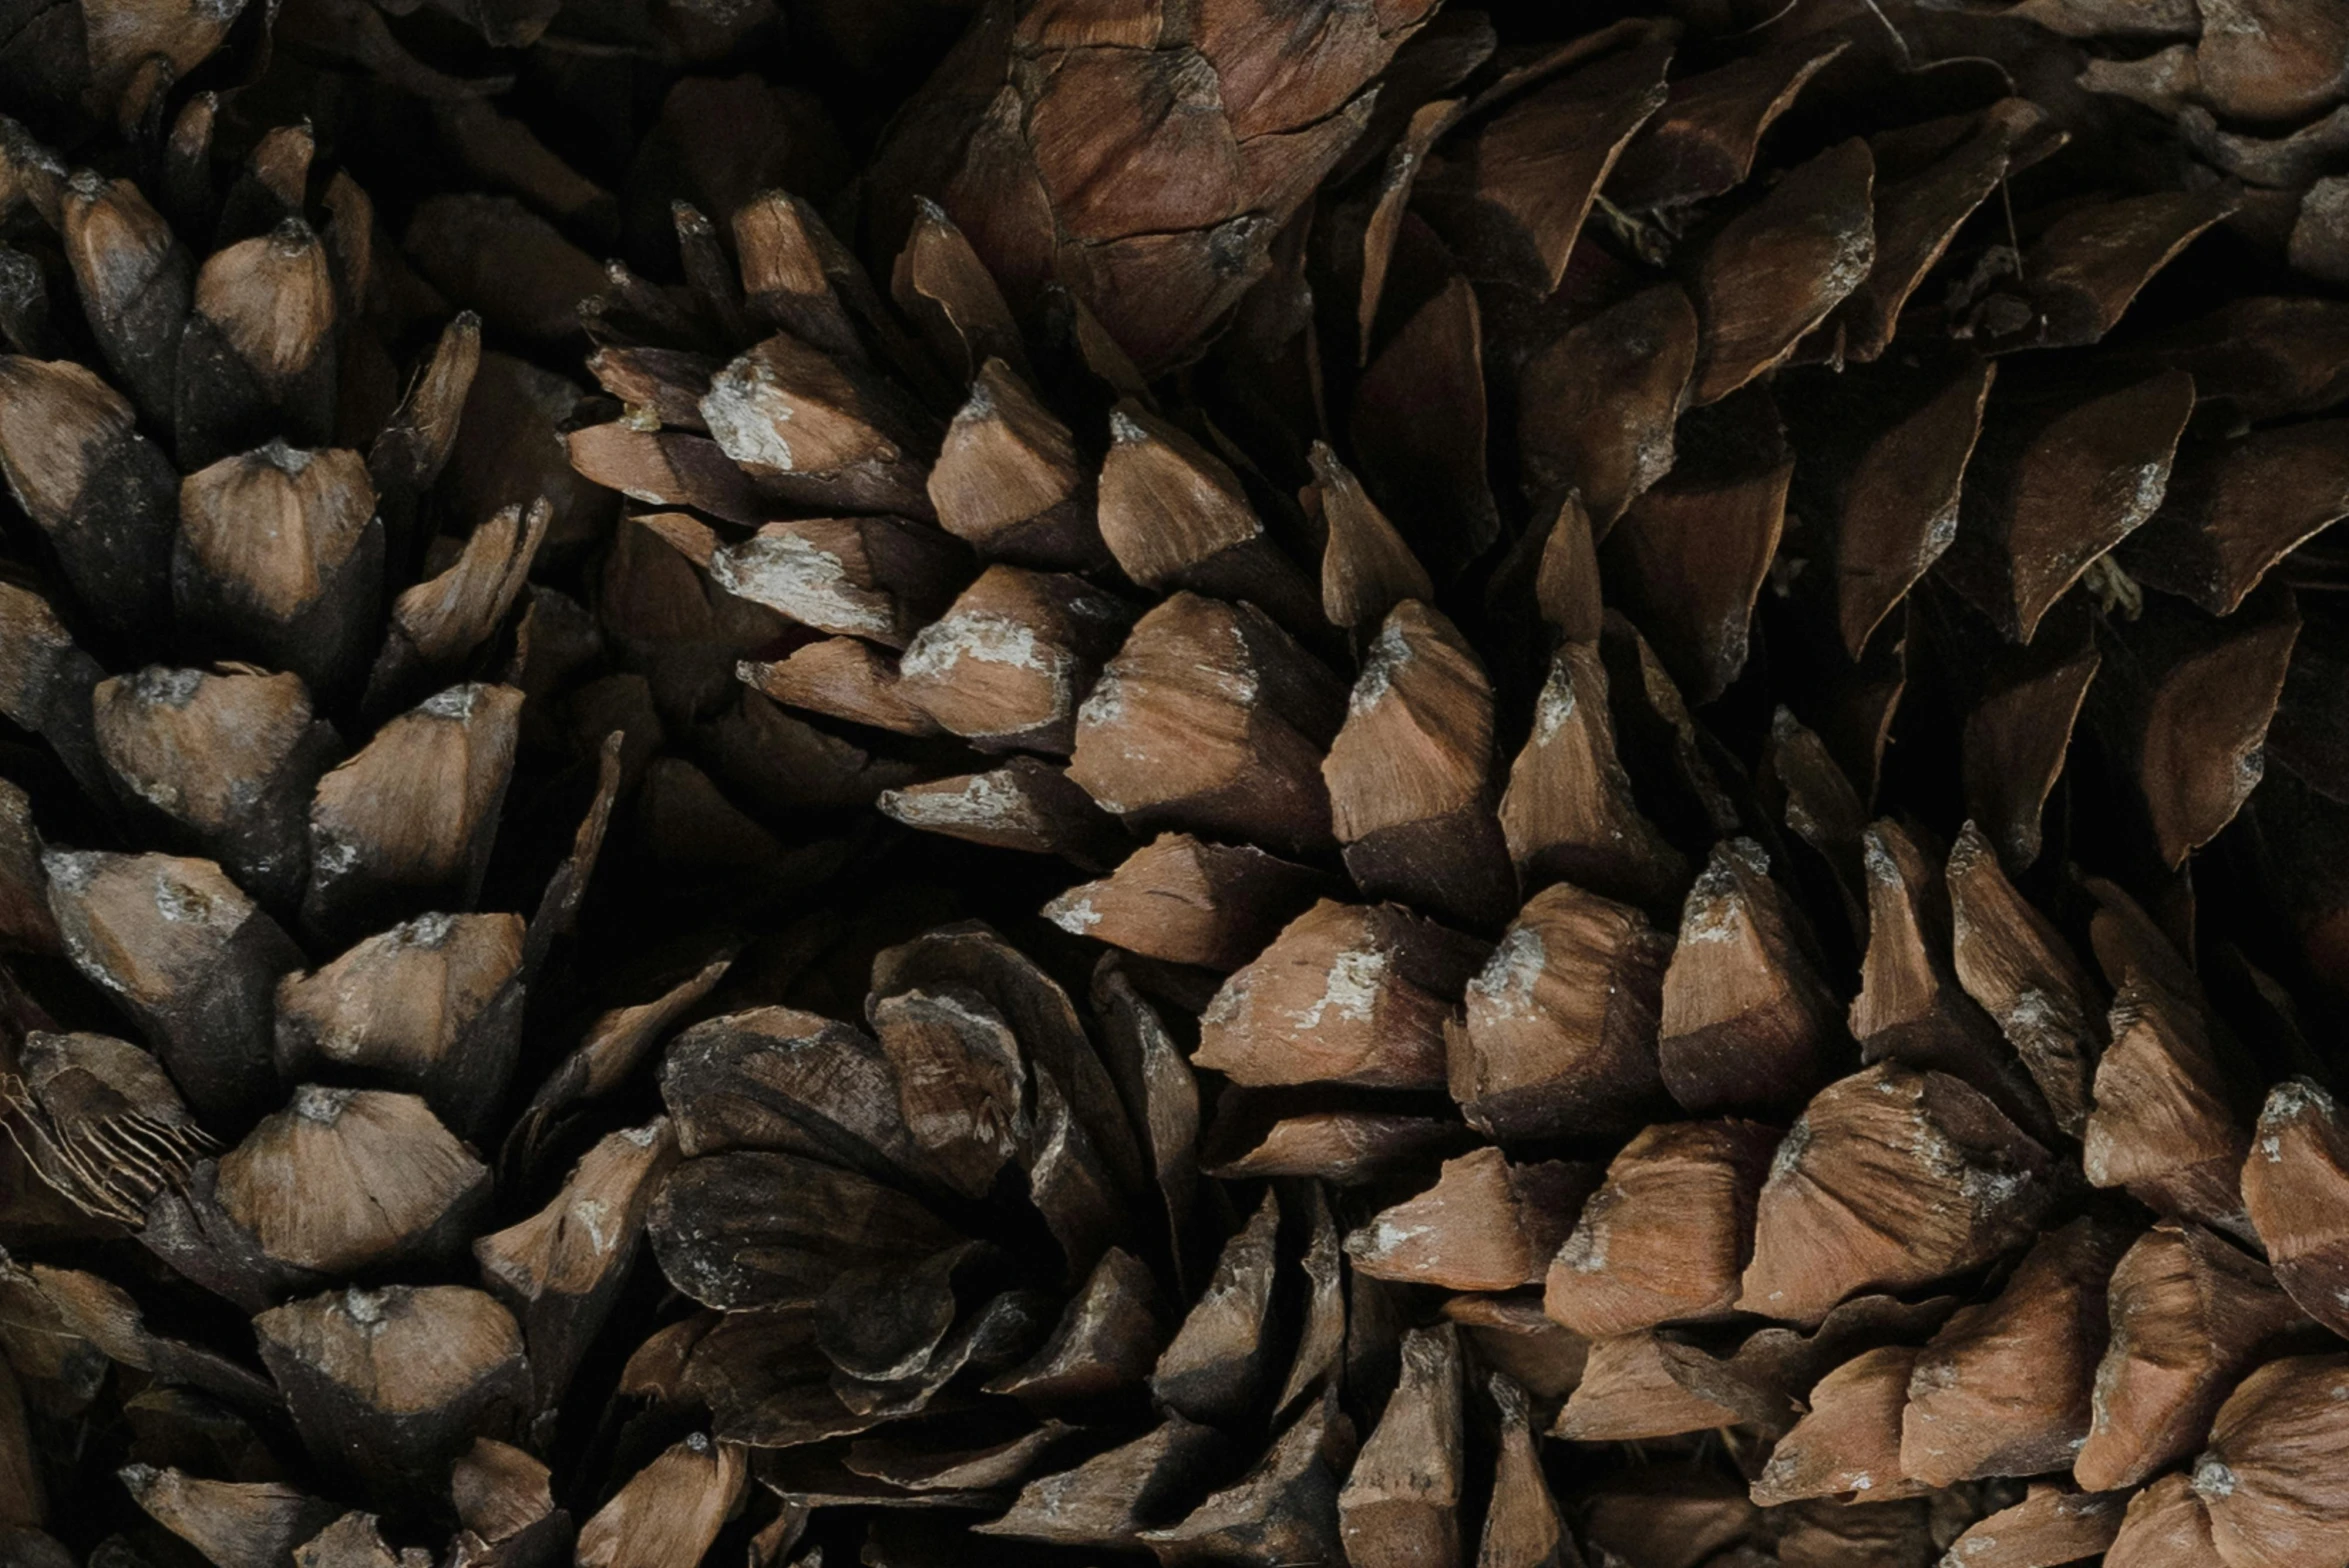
xmin=3 ymin=0 xmax=2349 ymax=1564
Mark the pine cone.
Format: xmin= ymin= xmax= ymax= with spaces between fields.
xmin=0 ymin=113 xmax=680 ymax=1568
xmin=5 ymin=0 xmax=2349 ymax=1564
xmin=541 ymin=0 xmax=2349 ymax=1560
xmin=637 ymin=923 xmax=1387 ymax=1562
